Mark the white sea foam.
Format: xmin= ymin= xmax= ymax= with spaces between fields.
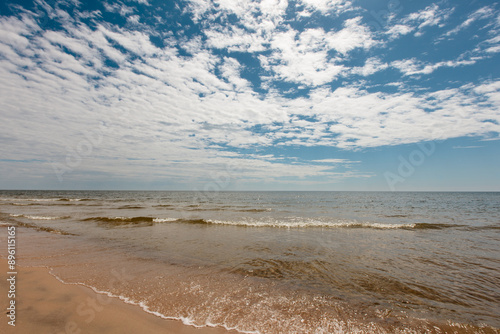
xmin=9 ymin=214 xmax=69 ymax=220
xmin=46 ymin=270 xmax=260 ymax=334
xmin=1 ymin=197 xmax=87 ymax=202
xmin=27 ymin=216 xmax=64 ymax=220
xmin=205 ymin=218 xmax=415 ymax=229
xmin=10 ymin=198 xmax=58 ymax=202
xmin=153 ymin=217 xmax=178 ymax=223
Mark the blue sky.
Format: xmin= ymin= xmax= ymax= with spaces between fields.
xmin=0 ymin=0 xmax=499 ymax=191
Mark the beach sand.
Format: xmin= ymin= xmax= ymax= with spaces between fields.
xmin=0 ymin=258 xmax=235 ymax=334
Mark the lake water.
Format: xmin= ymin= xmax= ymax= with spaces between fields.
xmin=1 ymin=190 xmax=499 ymax=333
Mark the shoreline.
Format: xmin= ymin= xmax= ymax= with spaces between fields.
xmin=0 ymin=258 xmax=236 ymax=334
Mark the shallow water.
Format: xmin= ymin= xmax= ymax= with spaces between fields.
xmin=1 ymin=190 xmax=499 ymax=333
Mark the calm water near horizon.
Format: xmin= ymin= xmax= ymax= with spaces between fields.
xmin=1 ymin=190 xmax=499 ymax=333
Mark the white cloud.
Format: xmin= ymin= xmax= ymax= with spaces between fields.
xmin=402 ymin=4 xmax=454 ymax=36
xmin=103 ymin=3 xmax=135 ymax=17
xmin=452 ymin=146 xmax=483 ymax=149
xmin=184 ymin=0 xmax=213 ymax=22
xmin=385 ymin=24 xmax=413 ymax=39
xmin=298 ymin=0 xmax=353 ymax=16
xmin=127 ymin=15 xmax=140 ymax=24
xmin=0 ymin=3 xmax=499 ymax=187
xmin=293 ymin=84 xmax=500 ymax=149
xmin=445 ymin=6 xmax=495 ymax=36
xmin=204 ymin=26 xmax=268 ymax=52
xmin=192 ymin=0 xmax=288 ymax=54
xmin=219 ymin=57 xmax=250 ymax=90
xmin=260 ymin=0 xmax=289 ymax=17
xmin=350 ymin=57 xmax=388 ymax=76
xmin=391 ymin=58 xmax=476 ymax=76
xmin=189 ymin=0 xmax=287 ymax=33
xmin=97 ymin=25 xmax=164 ymax=56
xmin=129 ymin=0 xmax=150 ymax=5
xmin=193 ymin=0 xmax=374 ymax=86
xmin=260 ymin=28 xmax=346 ymax=86
xmin=312 ymin=159 xmax=359 ymax=164
xmin=324 ymin=17 xmax=376 ymax=54
xmin=259 ymin=17 xmax=376 ymax=86
xmin=484 ymin=35 xmax=500 ymax=54
xmin=474 ymin=81 xmax=500 ymax=94
xmin=485 ymin=45 xmax=500 ymax=53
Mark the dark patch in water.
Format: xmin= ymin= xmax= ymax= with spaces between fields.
xmin=410 ymin=223 xmax=463 ymax=230
xmin=382 ymin=214 xmax=409 ymax=218
xmin=153 ymin=204 xmax=175 ymax=208
xmin=3 ymin=216 xmax=76 ymax=235
xmin=118 ymin=205 xmax=145 ymax=209
xmin=15 ymin=221 xmax=76 ymax=235
xmin=175 ymin=218 xmax=212 ymax=225
xmin=82 ymin=216 xmax=155 ymax=227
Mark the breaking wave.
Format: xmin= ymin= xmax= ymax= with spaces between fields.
xmin=79 ymin=216 xmax=464 ymax=230
xmin=203 ymin=219 xmax=461 ymax=229
xmin=58 ymin=198 xmax=92 ymax=202
xmin=9 ymin=214 xmax=70 ymax=220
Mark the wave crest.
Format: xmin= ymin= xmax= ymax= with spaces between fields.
xmin=79 ymin=216 xmax=463 ymax=230
xmin=10 ymin=214 xmax=70 ymax=220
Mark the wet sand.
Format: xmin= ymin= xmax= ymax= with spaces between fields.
xmin=0 ymin=258 xmax=235 ymax=334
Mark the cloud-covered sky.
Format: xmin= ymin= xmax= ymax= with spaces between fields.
xmin=0 ymin=0 xmax=499 ymax=190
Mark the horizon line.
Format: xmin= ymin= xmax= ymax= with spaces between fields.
xmin=1 ymin=189 xmax=499 ymax=193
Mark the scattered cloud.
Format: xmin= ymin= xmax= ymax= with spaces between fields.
xmin=312 ymin=159 xmax=360 ymax=164
xmin=260 ymin=17 xmax=376 ymax=86
xmin=103 ymin=2 xmax=135 ymax=16
xmin=129 ymin=0 xmax=150 ymax=5
xmin=385 ymin=24 xmax=414 ymax=40
xmin=351 ymin=57 xmax=388 ymax=76
xmin=445 ymin=6 xmax=495 ymax=36
xmin=452 ymin=146 xmax=483 ymax=149
xmin=0 ymin=0 xmax=499 ymax=188
xmin=391 ymin=58 xmax=476 ymax=76
xmin=297 ymin=0 xmax=353 ymax=17
xmin=402 ymin=4 xmax=454 ymax=36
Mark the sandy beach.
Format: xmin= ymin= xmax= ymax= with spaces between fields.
xmin=0 ymin=258 xmax=235 ymax=334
